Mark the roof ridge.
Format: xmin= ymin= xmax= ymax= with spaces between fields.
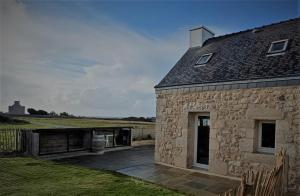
xmin=204 ymin=17 xmax=300 ymax=45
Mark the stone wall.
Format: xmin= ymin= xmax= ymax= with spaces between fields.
xmin=155 ymin=86 xmax=300 ymax=193
xmin=132 ymin=128 xmax=155 ymax=140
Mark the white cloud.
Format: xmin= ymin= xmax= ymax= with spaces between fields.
xmin=0 ymin=0 xmax=188 ymax=117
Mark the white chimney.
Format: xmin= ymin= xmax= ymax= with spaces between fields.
xmin=189 ymin=26 xmax=214 ymax=48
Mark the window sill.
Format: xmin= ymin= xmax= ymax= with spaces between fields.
xmin=266 ymin=52 xmax=285 ymax=57
xmin=257 ymin=147 xmax=275 ymax=155
xmin=253 ymin=151 xmax=275 ymax=155
xmin=194 ymin=64 xmax=207 ymax=67
xmin=244 ymin=152 xmax=275 ymax=164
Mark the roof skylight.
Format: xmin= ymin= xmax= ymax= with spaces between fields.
xmin=195 ymin=53 xmax=213 ymax=66
xmin=267 ymin=39 xmax=288 ymax=55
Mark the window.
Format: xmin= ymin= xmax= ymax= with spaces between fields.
xmin=198 ymin=117 xmax=210 ymax=127
xmin=268 ymin=39 xmax=288 ymax=54
xmin=195 ymin=53 xmax=213 ymax=66
xmin=257 ymin=121 xmax=276 ymax=154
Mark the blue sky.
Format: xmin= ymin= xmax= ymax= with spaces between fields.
xmin=96 ymin=0 xmax=299 ymax=36
xmin=1 ymin=0 xmax=299 ymax=117
xmin=23 ymin=0 xmax=299 ymax=37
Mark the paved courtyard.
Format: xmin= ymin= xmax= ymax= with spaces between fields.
xmin=56 ymin=146 xmax=239 ymax=195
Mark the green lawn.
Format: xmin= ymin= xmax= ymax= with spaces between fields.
xmin=0 ymin=117 xmax=155 ymax=130
xmin=0 ymin=157 xmax=182 ymax=196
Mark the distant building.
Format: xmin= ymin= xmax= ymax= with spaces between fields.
xmin=8 ymin=101 xmax=25 ymax=115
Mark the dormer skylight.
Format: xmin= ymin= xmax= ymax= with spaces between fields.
xmin=267 ymin=39 xmax=288 ymax=56
xmin=195 ymin=53 xmax=213 ymax=67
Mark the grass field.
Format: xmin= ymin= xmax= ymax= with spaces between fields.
xmin=0 ymin=117 xmax=155 ymax=130
xmin=0 ymin=157 xmax=182 ymax=196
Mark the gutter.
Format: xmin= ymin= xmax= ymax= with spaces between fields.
xmin=155 ymin=76 xmax=300 ymax=92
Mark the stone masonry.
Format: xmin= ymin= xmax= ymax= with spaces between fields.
xmin=155 ymin=85 xmax=300 ymax=193
xmin=8 ymin=101 xmax=25 ymax=115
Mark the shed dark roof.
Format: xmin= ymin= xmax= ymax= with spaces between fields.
xmin=156 ymin=18 xmax=300 ymax=88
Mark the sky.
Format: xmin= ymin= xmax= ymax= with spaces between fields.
xmin=0 ymin=0 xmax=299 ymax=117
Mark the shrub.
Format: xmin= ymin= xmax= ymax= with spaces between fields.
xmin=27 ymin=108 xmax=37 ymax=115
xmin=27 ymin=108 xmax=48 ymax=115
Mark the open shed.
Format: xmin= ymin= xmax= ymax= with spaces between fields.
xmin=24 ymin=127 xmax=132 ymax=156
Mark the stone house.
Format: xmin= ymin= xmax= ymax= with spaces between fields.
xmin=8 ymin=101 xmax=25 ymax=115
xmin=154 ymin=18 xmax=300 ymax=193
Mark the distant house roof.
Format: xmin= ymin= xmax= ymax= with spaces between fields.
xmin=155 ymin=18 xmax=300 ymax=88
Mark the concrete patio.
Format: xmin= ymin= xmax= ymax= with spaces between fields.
xmin=55 ymin=145 xmax=239 ymax=195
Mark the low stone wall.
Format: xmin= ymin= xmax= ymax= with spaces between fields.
xmin=132 ymin=128 xmax=155 ymax=140
xmin=155 ymin=85 xmax=300 ymax=193
xmin=132 ymin=140 xmax=155 ymax=147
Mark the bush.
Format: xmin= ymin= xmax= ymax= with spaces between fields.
xmin=27 ymin=108 xmax=48 ymax=115
xmin=27 ymin=108 xmax=37 ymax=115
xmin=60 ymin=112 xmax=69 ymax=117
xmin=37 ymin=110 xmax=48 ymax=115
xmin=49 ymin=111 xmax=58 ymax=116
xmin=121 ymin=117 xmax=155 ymax=122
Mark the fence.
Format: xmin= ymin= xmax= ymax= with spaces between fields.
xmin=0 ymin=129 xmax=27 ymax=154
xmin=219 ymin=148 xmax=286 ymax=196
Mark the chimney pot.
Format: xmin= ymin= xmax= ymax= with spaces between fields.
xmin=189 ymin=26 xmax=214 ymax=48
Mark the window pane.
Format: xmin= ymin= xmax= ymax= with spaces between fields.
xmin=198 ymin=56 xmax=209 ymax=64
xmin=199 ymin=117 xmax=210 ymax=127
xmin=261 ymin=123 xmax=275 ymax=148
xmin=196 ymin=54 xmax=212 ymax=65
xmin=271 ymin=42 xmax=285 ymax=52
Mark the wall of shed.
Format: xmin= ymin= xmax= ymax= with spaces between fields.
xmin=155 ymin=86 xmax=300 ymax=193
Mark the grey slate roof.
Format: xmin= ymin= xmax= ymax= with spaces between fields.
xmin=155 ymin=18 xmax=300 ymax=88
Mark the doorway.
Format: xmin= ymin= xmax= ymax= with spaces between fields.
xmin=194 ymin=114 xmax=210 ymax=169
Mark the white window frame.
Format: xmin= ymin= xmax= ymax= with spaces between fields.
xmin=267 ymin=39 xmax=289 ymax=54
xmin=257 ymin=120 xmax=276 ymax=154
xmin=195 ymin=53 xmax=213 ymax=67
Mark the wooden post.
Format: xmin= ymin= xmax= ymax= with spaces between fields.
xmin=283 ymin=152 xmax=288 ymax=194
